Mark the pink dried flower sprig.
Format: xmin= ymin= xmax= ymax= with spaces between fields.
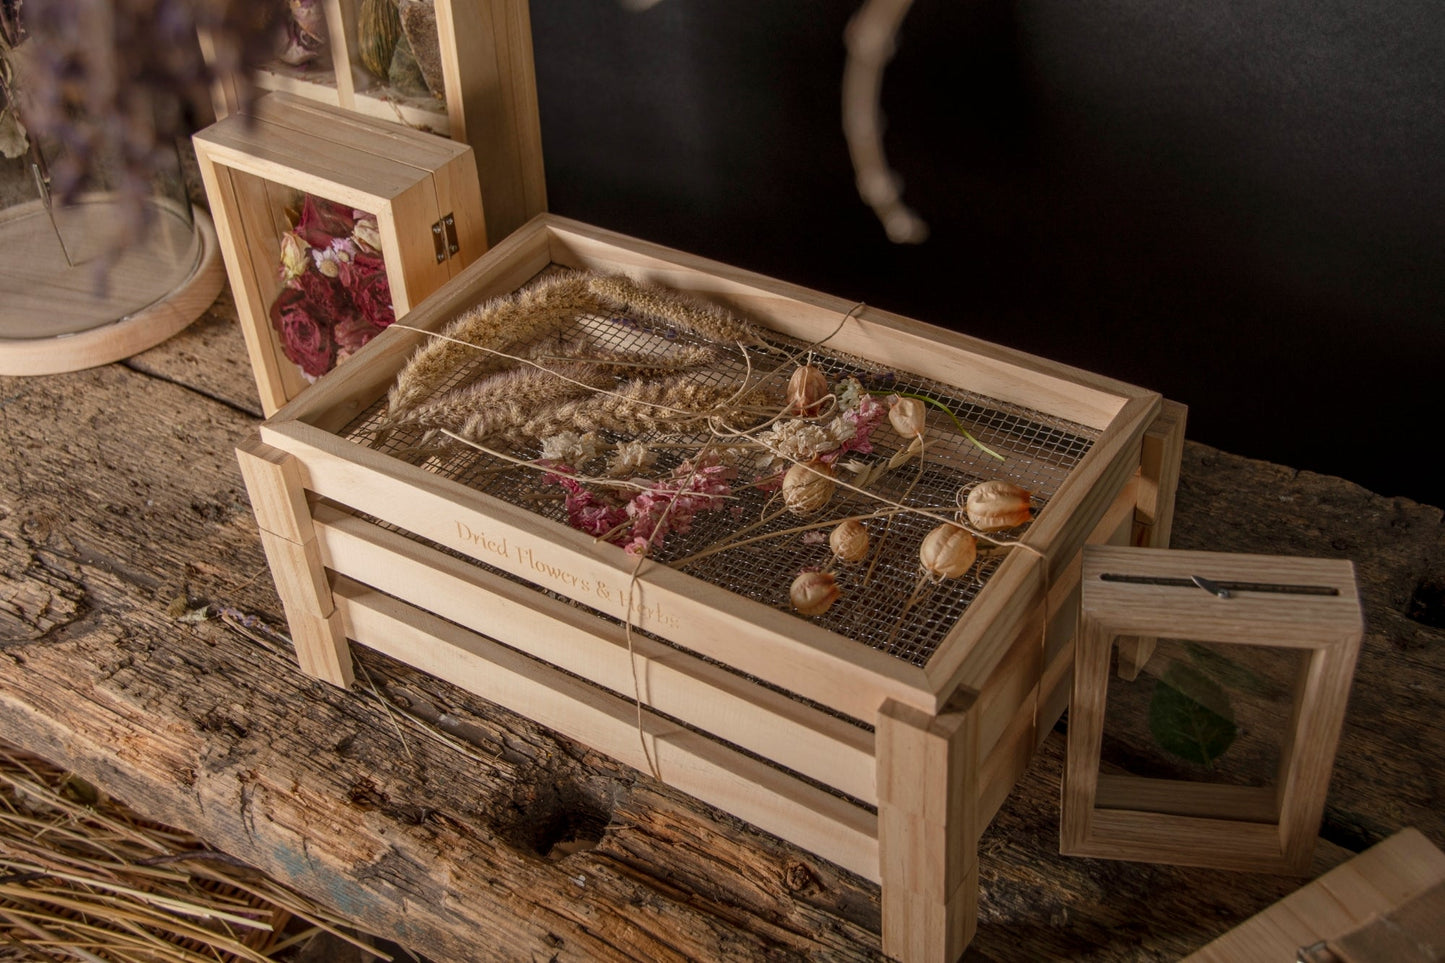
xmin=547 ymin=459 xmax=736 ymax=557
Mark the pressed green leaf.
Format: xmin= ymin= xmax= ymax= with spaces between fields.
xmin=1148 ymin=661 xmax=1238 ymax=768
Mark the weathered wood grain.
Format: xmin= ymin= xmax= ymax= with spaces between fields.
xmin=1 ymin=306 xmax=1442 ymax=962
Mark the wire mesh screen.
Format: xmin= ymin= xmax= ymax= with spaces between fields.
xmin=337 ymin=272 xmax=1099 ymax=667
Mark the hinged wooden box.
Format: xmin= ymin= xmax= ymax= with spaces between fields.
xmin=194 ymin=92 xmax=486 ymax=415
xmin=237 ymin=214 xmax=1186 ymax=961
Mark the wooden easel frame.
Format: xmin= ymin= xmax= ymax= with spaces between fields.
xmin=1062 ymin=545 xmax=1363 ymax=874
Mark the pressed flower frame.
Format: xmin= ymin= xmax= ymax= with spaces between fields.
xmin=194 ymin=91 xmax=485 ymax=415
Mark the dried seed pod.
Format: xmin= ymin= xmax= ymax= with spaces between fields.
xmin=791 ymin=571 xmax=840 ymax=616
xmin=358 ymin=0 xmax=402 ymax=79
xmin=829 ymin=519 xmax=870 ymax=563
xmin=782 ymin=460 xmax=836 ymax=516
xmin=888 ymin=396 xmax=926 ymax=438
xmin=919 ymin=524 xmax=978 ymax=579
xmin=963 ymin=480 xmax=1033 ymax=531
xmin=787 ymin=364 xmax=829 ymax=416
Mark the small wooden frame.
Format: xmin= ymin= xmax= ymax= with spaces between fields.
xmin=193 ymin=92 xmax=486 ymax=415
xmin=1062 ymin=545 xmax=1363 ymax=875
xmin=239 ymin=214 xmax=1185 ymax=961
xmin=201 ymin=0 xmax=545 ymax=244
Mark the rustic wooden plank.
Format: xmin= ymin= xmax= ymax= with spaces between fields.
xmin=0 ymin=362 xmax=885 ymax=963
xmin=2 ymin=286 xmax=1443 ymax=963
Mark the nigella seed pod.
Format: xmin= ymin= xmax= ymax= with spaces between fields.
xmin=919 ymin=524 xmax=978 ymax=579
xmin=888 ymin=396 xmax=926 ymax=438
xmin=829 ymin=519 xmax=870 ymax=563
xmin=791 ymin=570 xmax=840 ymax=616
xmin=963 ymin=480 xmax=1033 ymax=532
xmin=782 ymin=460 xmax=836 ymax=516
xmin=787 ymin=364 xmax=829 ymax=416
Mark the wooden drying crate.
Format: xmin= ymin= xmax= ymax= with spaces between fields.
xmin=235 ymin=214 xmax=1185 ymax=962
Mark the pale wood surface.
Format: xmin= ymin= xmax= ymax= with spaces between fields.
xmin=310 ymin=502 xmax=879 ymax=804
xmin=2 ymin=296 xmax=1443 ymax=961
xmin=1183 ymin=828 xmax=1445 ymax=963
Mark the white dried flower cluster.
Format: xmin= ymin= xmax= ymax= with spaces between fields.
xmin=607 ymin=440 xmax=657 ymax=476
xmin=757 ymin=414 xmax=858 ymax=465
xmin=541 ymin=430 xmax=601 ymax=465
xmin=758 ymin=421 xmax=837 ymax=463
xmin=835 ymin=377 xmax=866 ymax=411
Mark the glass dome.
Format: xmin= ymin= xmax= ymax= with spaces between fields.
xmin=0 ymin=36 xmax=223 ymax=375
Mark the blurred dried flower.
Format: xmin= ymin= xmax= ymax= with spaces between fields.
xmin=4 ymin=0 xmax=288 ymax=268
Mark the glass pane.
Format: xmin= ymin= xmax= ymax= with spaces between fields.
xmin=257 ymin=0 xmax=339 ymax=94
xmin=351 ymin=0 xmax=448 ymax=133
xmin=1 ymin=132 xmax=203 ymax=341
xmin=1100 ymin=636 xmax=1304 ymax=802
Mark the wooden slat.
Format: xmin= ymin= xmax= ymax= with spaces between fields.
xmin=248 ymin=92 xmax=465 ymax=171
xmin=977 ymin=694 xmax=1035 ymax=831
xmin=234 ymin=436 xmax=316 ymax=545
xmin=311 ymin=504 xmax=878 ymax=804
xmin=1096 ymin=775 xmax=1279 ymax=824
xmin=1082 ymin=547 xmax=1362 ymax=647
xmin=333 ymin=579 xmax=880 ymax=881
xmin=438 ymin=0 xmax=548 ymax=241
xmin=1133 ymin=398 xmax=1188 ymax=547
xmin=544 ymin=219 xmax=1142 ymax=431
xmin=190 ymin=157 xmax=293 ymax=415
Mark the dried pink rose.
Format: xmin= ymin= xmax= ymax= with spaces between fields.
xmin=294 ymin=194 xmax=357 ymax=249
xmin=269 ymin=281 xmax=336 ymax=377
xmin=342 ymin=251 xmax=395 ymax=329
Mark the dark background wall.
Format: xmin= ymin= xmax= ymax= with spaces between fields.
xmin=528 ymin=0 xmax=1445 ymax=508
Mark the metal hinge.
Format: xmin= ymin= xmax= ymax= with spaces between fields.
xmin=431 ymin=212 xmax=460 ymax=264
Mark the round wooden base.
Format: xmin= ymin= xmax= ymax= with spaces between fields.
xmin=0 ymin=198 xmax=225 ymax=376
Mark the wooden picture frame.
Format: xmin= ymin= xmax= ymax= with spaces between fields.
xmin=201 ymin=0 xmax=545 ymax=245
xmin=1062 ymin=544 xmax=1363 ymax=875
xmin=193 ymin=92 xmax=486 ymax=416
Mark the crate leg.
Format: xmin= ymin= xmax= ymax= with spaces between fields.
xmin=1118 ymin=399 xmax=1188 ymax=680
xmin=877 ymin=697 xmax=979 ymax=962
xmin=236 ymin=437 xmax=353 ymax=688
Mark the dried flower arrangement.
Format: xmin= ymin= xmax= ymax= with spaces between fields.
xmin=368 ymin=269 xmax=1063 ymax=659
xmin=269 ymin=194 xmax=395 ymax=380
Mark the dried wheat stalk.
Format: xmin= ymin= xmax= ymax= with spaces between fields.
xmin=383 ymin=270 xmax=766 ymax=434
xmin=492 ymin=374 xmax=781 ymax=448
xmin=0 ymin=741 xmax=386 ymax=963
